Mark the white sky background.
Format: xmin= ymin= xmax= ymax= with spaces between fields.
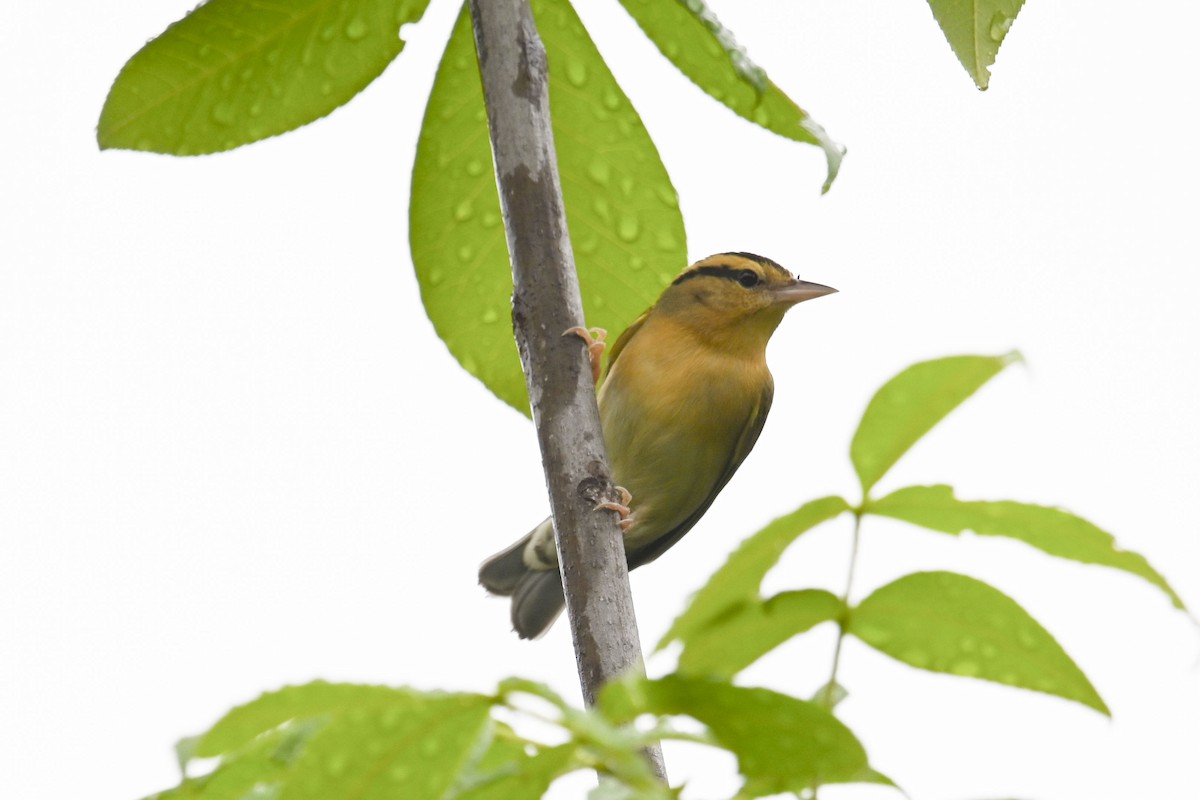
xmin=2 ymin=1 xmax=1198 ymax=798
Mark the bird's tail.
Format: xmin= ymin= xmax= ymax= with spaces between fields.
xmin=479 ymin=524 xmax=565 ymax=639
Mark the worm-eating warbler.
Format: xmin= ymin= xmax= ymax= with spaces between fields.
xmin=479 ymin=252 xmax=836 ymax=638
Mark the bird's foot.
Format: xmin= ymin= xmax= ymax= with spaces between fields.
xmin=595 ymin=486 xmax=634 ymax=531
xmin=563 ymin=326 xmax=607 ymax=385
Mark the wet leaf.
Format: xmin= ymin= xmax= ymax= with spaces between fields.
xmin=677 ymin=589 xmax=843 ymax=678
xmin=616 ymin=0 xmax=842 ymax=192
xmin=410 ymin=0 xmax=683 ymax=414
xmin=452 ymin=736 xmax=575 ymax=800
xmin=868 ymin=485 xmax=1185 ymax=610
xmin=851 ymin=353 xmax=1020 ymax=495
xmin=99 ymin=0 xmax=430 ymax=154
xmin=848 ymin=571 xmax=1109 ymax=715
xmin=657 ymin=496 xmax=850 ymax=650
xmin=925 ymin=0 xmax=1027 ymax=89
xmin=601 ymin=674 xmax=868 ymax=793
xmin=151 ymin=682 xmax=494 ymax=800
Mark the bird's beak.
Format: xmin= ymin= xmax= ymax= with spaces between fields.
xmin=772 ymin=279 xmax=838 ymax=306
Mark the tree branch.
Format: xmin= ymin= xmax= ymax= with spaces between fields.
xmin=467 ymin=0 xmax=665 ymax=780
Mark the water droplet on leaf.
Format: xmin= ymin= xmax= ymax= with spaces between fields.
xmin=617 ymin=215 xmax=640 ymax=242
xmin=989 ymin=13 xmax=1014 ymax=42
xmin=345 ymin=16 xmax=368 ymax=40
xmin=587 ymin=160 xmax=611 ymax=186
xmin=211 ymin=102 xmax=236 ymax=127
xmin=566 ymin=59 xmax=587 ymax=87
xmin=592 ymin=197 xmax=611 ymax=222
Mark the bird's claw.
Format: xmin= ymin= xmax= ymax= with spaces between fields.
xmin=595 ymin=486 xmax=634 ymax=531
xmin=564 ymin=326 xmax=608 ymax=385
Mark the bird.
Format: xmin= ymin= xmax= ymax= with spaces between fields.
xmin=479 ymin=252 xmax=837 ymax=639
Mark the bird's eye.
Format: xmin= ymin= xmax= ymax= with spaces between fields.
xmin=737 ymin=270 xmax=760 ymax=288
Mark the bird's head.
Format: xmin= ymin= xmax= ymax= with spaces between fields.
xmin=653 ymin=252 xmax=836 ymax=353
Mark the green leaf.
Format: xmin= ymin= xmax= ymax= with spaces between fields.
xmin=145 ymin=726 xmax=294 ymax=800
xmin=677 ymin=589 xmax=842 ymax=678
xmin=925 ymin=0 xmax=1027 ymax=90
xmin=193 ymin=682 xmax=403 ymax=758
xmin=98 ymin=0 xmax=430 ymax=154
xmin=616 ymin=0 xmax=842 ymax=192
xmin=850 ymin=353 xmax=1021 ymax=496
xmin=657 ymin=496 xmax=850 ymax=650
xmin=161 ymin=682 xmax=494 ymax=800
xmin=868 ymin=484 xmax=1186 ymax=610
xmin=810 ymin=680 xmax=848 ymax=711
xmin=279 ymin=693 xmax=492 ymax=800
xmin=410 ymin=0 xmax=684 ymax=415
xmin=452 ymin=740 xmax=575 ymax=800
xmin=450 ymin=725 xmax=576 ymax=800
xmin=601 ymin=675 xmax=868 ymax=793
xmin=497 ymin=679 xmax=661 ymax=786
xmin=848 ymin=571 xmax=1109 ymax=715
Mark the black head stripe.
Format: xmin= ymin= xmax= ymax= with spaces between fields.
xmin=672 ymin=265 xmax=748 ymax=285
xmin=673 ymin=253 xmax=791 ymax=286
xmin=721 ymin=252 xmax=791 ymax=278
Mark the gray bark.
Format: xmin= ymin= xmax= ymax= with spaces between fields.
xmin=466 ymin=0 xmax=667 ymax=780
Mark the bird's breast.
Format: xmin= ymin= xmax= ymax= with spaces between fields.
xmin=597 ymin=328 xmax=769 ymax=548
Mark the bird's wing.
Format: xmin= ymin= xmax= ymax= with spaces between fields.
xmin=627 ymin=380 xmax=775 ymax=569
xmin=604 ymin=308 xmax=651 ymax=376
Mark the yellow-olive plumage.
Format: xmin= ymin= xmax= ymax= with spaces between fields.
xmin=479 ymin=252 xmax=836 ymax=638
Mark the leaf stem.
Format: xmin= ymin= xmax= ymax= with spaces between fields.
xmin=821 ymin=509 xmax=863 ymax=707
xmin=811 ymin=510 xmax=865 ymax=800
